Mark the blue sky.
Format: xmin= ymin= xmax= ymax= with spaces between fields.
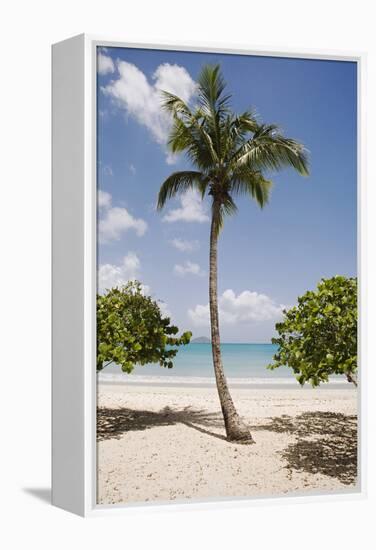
xmin=97 ymin=47 xmax=357 ymax=343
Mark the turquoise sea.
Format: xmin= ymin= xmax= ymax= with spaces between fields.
xmin=134 ymin=343 xmax=281 ymax=378
xmin=98 ymin=343 xmax=347 ymax=387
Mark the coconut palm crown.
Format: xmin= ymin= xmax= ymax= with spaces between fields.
xmin=157 ymin=65 xmax=309 ymax=443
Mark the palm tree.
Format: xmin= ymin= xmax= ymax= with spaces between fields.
xmin=157 ymin=65 xmax=309 ymax=443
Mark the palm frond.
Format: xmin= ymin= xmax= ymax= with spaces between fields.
xmin=221 ymin=194 xmax=238 ymax=216
xmin=230 ymin=110 xmax=259 ymax=138
xmin=168 ymin=112 xmax=218 ymax=169
xmin=160 ymin=90 xmax=194 ymax=118
xmin=211 ymin=193 xmax=238 ymax=238
xmin=211 ymin=201 xmax=224 ymax=238
xmin=230 ymin=168 xmax=272 ymax=208
xmin=197 ymin=65 xmax=230 ymax=111
xmin=161 ymin=90 xmax=219 ymax=167
xmin=221 ymin=110 xmax=259 ymax=159
xmin=157 ymin=64 xmax=309 ymax=235
xmin=196 ymin=65 xmax=231 ymax=156
xmin=233 ymin=124 xmax=309 ymax=176
xmin=157 ymin=171 xmax=208 ymax=210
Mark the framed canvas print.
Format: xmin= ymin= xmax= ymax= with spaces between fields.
xmin=52 ymin=34 xmax=365 ymax=516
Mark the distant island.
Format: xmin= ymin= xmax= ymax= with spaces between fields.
xmin=191 ymin=336 xmax=211 ymax=343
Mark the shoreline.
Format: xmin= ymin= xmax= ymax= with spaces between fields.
xmin=97 ymin=376 xmax=353 ymax=390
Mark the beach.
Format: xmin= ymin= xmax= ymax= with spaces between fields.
xmin=97 ymin=383 xmax=358 ymax=505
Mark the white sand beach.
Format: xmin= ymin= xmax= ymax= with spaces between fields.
xmin=97 ymin=383 xmax=358 ymax=505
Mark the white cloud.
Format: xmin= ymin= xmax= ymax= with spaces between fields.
xmin=169 ymin=238 xmax=200 ymax=252
xmin=188 ymin=303 xmax=211 ymax=326
xmin=102 ymin=61 xmax=196 ymax=162
xmin=98 ymin=252 xmax=141 ymax=293
xmin=98 ymin=189 xmax=112 ymax=209
xmin=158 ymin=300 xmax=171 ymax=318
xmin=188 ymin=289 xmax=285 ymax=326
xmin=163 ymin=190 xmax=209 ymax=223
xmin=174 ymin=261 xmax=205 ymax=277
xmin=153 ymin=63 xmax=196 ymax=103
xmin=166 ymin=152 xmax=179 ymax=165
xmin=100 ymin=208 xmax=147 ymax=243
xmin=129 ymin=163 xmax=136 ymax=175
xmin=98 ymin=53 xmax=115 ymax=75
xmin=98 ymin=190 xmax=147 ymax=243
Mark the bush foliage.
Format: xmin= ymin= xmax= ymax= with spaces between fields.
xmin=268 ymin=276 xmax=357 ymax=386
xmin=97 ymin=281 xmax=191 ymax=373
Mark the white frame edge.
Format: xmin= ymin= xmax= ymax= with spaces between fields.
xmin=52 ymin=34 xmax=86 ymax=516
xmin=51 ymin=33 xmax=366 ymax=517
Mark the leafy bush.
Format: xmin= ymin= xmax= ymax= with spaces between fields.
xmin=97 ymin=281 xmax=191 ymax=372
xmin=268 ymin=276 xmax=357 ymax=386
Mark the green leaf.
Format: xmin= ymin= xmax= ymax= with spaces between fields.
xmin=97 ymin=281 xmax=191 ymax=374
xmin=268 ymin=276 xmax=357 ymax=387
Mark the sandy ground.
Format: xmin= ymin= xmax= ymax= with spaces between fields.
xmin=97 ymin=384 xmax=358 ymax=505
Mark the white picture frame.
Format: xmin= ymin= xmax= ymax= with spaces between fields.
xmin=52 ymin=34 xmax=366 ymax=517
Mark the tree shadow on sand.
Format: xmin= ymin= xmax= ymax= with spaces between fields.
xmin=251 ymin=412 xmax=358 ymax=485
xmin=98 ymin=407 xmax=357 ymax=485
xmin=97 ymin=406 xmax=226 ymax=442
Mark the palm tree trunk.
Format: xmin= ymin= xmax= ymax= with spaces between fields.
xmin=209 ymin=203 xmax=254 ymax=443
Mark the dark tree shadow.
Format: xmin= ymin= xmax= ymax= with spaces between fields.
xmin=98 ymin=408 xmax=357 ymax=484
xmin=97 ymin=406 xmax=226 ymax=442
xmin=251 ymin=412 xmax=358 ymax=485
